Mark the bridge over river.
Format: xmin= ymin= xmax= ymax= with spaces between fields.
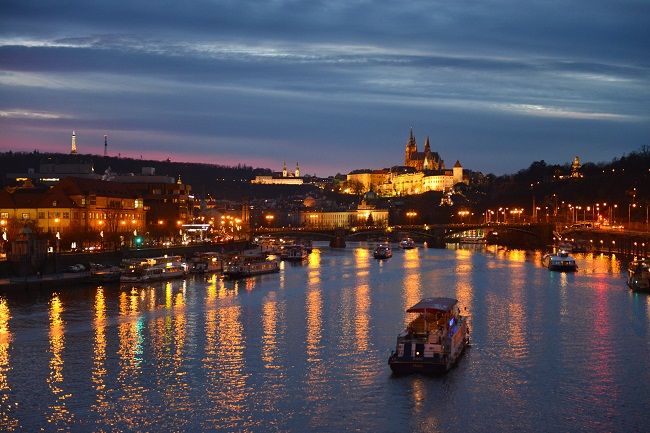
xmin=254 ymin=223 xmax=556 ymax=249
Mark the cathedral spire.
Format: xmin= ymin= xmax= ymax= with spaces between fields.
xmin=405 ymin=127 xmax=417 ymax=166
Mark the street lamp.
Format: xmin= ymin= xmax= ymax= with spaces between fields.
xmin=265 ymin=214 xmax=275 ymax=227
xmin=457 ymin=210 xmax=469 ymax=224
xmin=405 ymin=211 xmax=417 ymax=225
xmin=629 ymin=203 xmax=637 ymax=228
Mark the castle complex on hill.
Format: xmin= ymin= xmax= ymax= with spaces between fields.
xmin=347 ymin=129 xmax=466 ymax=196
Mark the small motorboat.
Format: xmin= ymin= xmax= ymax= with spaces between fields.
xmin=373 ymin=243 xmax=392 ymax=259
xmin=627 ymin=259 xmax=650 ymax=292
xmin=542 ymin=250 xmax=577 ymax=272
xmin=388 ymin=297 xmax=469 ymax=374
xmin=399 ymin=238 xmax=416 ymax=249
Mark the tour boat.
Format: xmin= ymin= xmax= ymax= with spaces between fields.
xmin=189 ymin=252 xmax=223 ymax=273
xmin=373 ymin=243 xmax=393 ymax=259
xmin=399 ymin=238 xmax=416 ymax=249
xmin=542 ymin=250 xmax=577 ymax=272
xmin=388 ymin=297 xmax=469 ymax=374
xmin=627 ymin=259 xmax=650 ymax=292
xmin=120 ymin=255 xmax=187 ymax=283
xmin=223 ymin=255 xmax=280 ymax=279
xmin=280 ymin=244 xmax=309 ymax=261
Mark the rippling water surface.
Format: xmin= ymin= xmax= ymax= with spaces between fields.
xmin=0 ymin=244 xmax=649 ymax=432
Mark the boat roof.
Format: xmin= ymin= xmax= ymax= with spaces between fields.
xmin=407 ymin=297 xmax=458 ymax=313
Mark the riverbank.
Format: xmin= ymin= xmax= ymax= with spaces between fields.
xmin=0 ymin=240 xmax=248 ymax=290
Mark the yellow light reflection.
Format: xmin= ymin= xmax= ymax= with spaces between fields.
xmin=355 ymin=282 xmax=370 ymax=352
xmin=403 ymin=266 xmax=422 ymax=327
xmin=0 ymin=298 xmax=18 ymax=430
xmin=116 ymin=289 xmax=146 ymax=429
xmin=306 ymin=246 xmax=322 ymax=363
xmin=47 ymin=293 xmax=74 ymax=427
xmin=454 ymin=251 xmax=474 ymax=331
xmin=212 ymin=305 xmax=247 ymax=429
xmin=262 ymin=293 xmax=279 ymax=369
xmin=91 ymin=288 xmax=108 ymax=421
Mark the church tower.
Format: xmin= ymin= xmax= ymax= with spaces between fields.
xmin=423 ymin=136 xmax=431 ymax=170
xmin=404 ymin=128 xmax=417 ymax=166
xmin=453 ymin=160 xmax=463 ymax=184
xmin=295 ymin=162 xmax=300 ymax=178
xmin=71 ymin=130 xmax=77 ymax=154
xmin=282 ymin=161 xmax=287 ymax=177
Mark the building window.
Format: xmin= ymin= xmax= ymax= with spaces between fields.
xmin=52 ymin=200 xmax=57 ymax=207
xmin=1 ymin=212 xmax=8 ymax=219
xmin=38 ymin=212 xmax=45 ymax=219
xmin=63 ymin=212 xmax=69 ymax=219
xmin=81 ymin=197 xmax=86 ymax=205
xmin=21 ymin=213 xmax=29 ymax=220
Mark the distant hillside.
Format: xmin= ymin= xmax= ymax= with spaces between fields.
xmin=0 ymin=151 xmax=272 ymax=197
xmin=457 ymin=146 xmax=650 ymax=211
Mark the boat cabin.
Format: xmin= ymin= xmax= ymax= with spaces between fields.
xmin=389 ymin=297 xmax=469 ymax=374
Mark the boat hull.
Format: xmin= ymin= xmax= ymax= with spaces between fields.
xmin=388 ymin=340 xmax=468 ymax=375
xmin=223 ymin=268 xmax=278 ymax=279
xmin=388 ymin=357 xmax=452 ymax=375
xmin=548 ymin=264 xmax=578 ymax=272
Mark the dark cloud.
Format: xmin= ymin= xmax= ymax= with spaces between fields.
xmin=1 ymin=0 xmax=648 ymax=175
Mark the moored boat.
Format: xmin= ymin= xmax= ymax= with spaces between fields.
xmin=399 ymin=238 xmax=416 ymax=249
xmin=280 ymin=244 xmax=309 ymax=261
xmin=90 ymin=265 xmax=121 ymax=283
xmin=542 ymin=250 xmax=577 ymax=272
xmin=223 ymin=255 xmax=280 ymax=279
xmin=388 ymin=297 xmax=469 ymax=374
xmin=627 ymin=259 xmax=650 ymax=292
xmin=189 ymin=252 xmax=223 ymax=274
xmin=120 ymin=255 xmax=187 ymax=283
xmin=373 ymin=243 xmax=393 ymax=259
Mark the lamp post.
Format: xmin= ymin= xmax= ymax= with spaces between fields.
xmin=265 ymin=214 xmax=274 ymax=228
xmin=406 ymin=211 xmax=417 ymax=225
xmin=457 ymin=210 xmax=469 ymax=224
xmin=629 ymin=203 xmax=637 ymax=228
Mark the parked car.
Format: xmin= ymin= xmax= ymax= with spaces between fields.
xmin=66 ymin=264 xmax=86 ymax=272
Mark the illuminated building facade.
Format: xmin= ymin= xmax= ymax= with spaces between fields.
xmin=300 ymin=202 xmax=388 ymax=229
xmin=252 ymin=162 xmax=304 ymax=185
xmin=347 ymin=129 xmax=465 ymax=196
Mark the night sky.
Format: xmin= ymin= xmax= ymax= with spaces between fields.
xmin=1 ymin=1 xmax=648 ymax=176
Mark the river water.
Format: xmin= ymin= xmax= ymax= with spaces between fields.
xmin=0 ymin=243 xmax=648 ymax=432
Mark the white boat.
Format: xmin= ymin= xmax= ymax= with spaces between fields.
xmin=223 ymin=255 xmax=280 ymax=279
xmin=280 ymin=244 xmax=309 ymax=261
xmin=373 ymin=243 xmax=392 ymax=259
xmin=388 ymin=297 xmax=469 ymax=374
xmin=399 ymin=238 xmax=416 ymax=249
xmin=627 ymin=259 xmax=650 ymax=292
xmin=542 ymin=250 xmax=577 ymax=272
xmin=120 ymin=255 xmax=187 ymax=283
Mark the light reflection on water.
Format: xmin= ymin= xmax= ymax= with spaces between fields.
xmin=0 ymin=244 xmax=648 ymax=432
xmin=0 ymin=298 xmax=17 ymax=431
xmin=46 ymin=293 xmax=74 ymax=429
